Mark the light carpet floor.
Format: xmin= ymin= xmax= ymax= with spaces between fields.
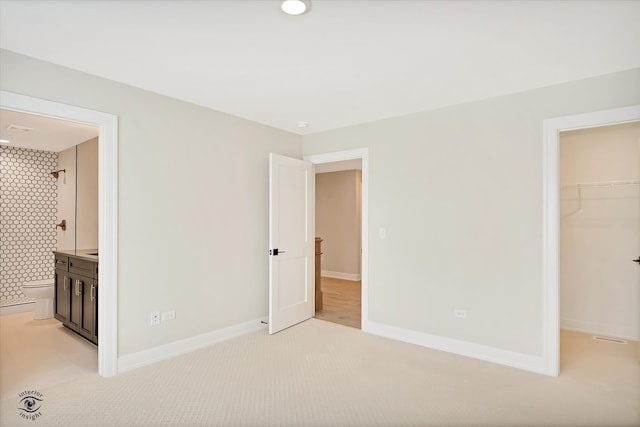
xmin=1 ymin=318 xmax=639 ymax=426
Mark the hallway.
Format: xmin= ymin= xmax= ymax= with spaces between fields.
xmin=314 ymin=277 xmax=361 ymax=329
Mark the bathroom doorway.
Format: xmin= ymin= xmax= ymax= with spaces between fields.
xmin=0 ymin=109 xmax=101 ymax=394
xmin=0 ymin=109 xmax=98 ymax=310
xmin=305 ymin=149 xmax=369 ymax=331
xmin=0 ymin=91 xmax=118 ymax=378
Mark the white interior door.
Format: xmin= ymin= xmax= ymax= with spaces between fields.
xmin=268 ymin=153 xmax=315 ymax=334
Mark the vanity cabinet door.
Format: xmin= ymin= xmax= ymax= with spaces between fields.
xmin=68 ymin=272 xmax=97 ymax=342
xmin=80 ymin=277 xmax=97 ymax=342
xmin=54 ymin=268 xmax=70 ymax=325
xmin=68 ymin=272 xmax=83 ymax=334
xmin=92 ymin=281 xmax=98 ymax=344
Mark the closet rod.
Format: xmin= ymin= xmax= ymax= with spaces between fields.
xmin=562 ymin=180 xmax=640 ymax=189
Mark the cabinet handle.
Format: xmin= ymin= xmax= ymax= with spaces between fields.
xmin=63 ymin=276 xmax=67 ymax=291
xmin=90 ymin=284 xmax=96 ymax=302
xmin=56 ymin=260 xmax=66 ymax=265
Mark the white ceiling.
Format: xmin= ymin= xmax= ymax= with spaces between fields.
xmin=0 ymin=109 xmax=98 ymax=152
xmin=1 ymin=0 xmax=639 ymax=137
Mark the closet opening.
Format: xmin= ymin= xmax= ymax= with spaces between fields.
xmin=558 ymin=122 xmax=640 ymax=374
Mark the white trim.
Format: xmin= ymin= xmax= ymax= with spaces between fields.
xmin=561 ymin=318 xmax=639 ymax=342
xmin=305 ymin=148 xmax=370 ymax=331
xmin=367 ymin=321 xmax=545 ymax=374
xmin=118 ymin=317 xmax=268 ymax=373
xmin=321 ymin=270 xmax=361 ymax=281
xmin=0 ymin=91 xmax=119 ymax=378
xmin=0 ymin=302 xmax=35 ymax=316
xmin=542 ymin=104 xmax=640 ymax=377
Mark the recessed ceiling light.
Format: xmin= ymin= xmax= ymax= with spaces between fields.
xmin=297 ymin=121 xmax=309 ymax=128
xmin=0 ymin=139 xmax=10 ymax=144
xmin=281 ymin=0 xmax=309 ymax=16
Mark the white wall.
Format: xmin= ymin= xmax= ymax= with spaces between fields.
xmin=559 ymin=122 xmax=640 ymax=340
xmin=0 ymin=49 xmax=302 ymax=357
xmin=303 ymin=68 xmax=640 ymax=357
xmin=316 ymin=170 xmax=362 ymax=280
xmin=76 ymin=137 xmax=98 ymax=250
xmin=56 ymin=137 xmax=98 ymax=251
xmin=56 ymin=146 xmax=75 ymax=250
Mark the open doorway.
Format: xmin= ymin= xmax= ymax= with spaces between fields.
xmin=305 ymin=149 xmax=369 ymax=332
xmin=558 ymin=122 xmax=640 ymax=373
xmin=0 ymin=110 xmax=101 ymax=396
xmin=0 ymin=109 xmax=98 ymax=308
xmin=1 ymin=91 xmax=118 ymax=378
xmin=542 ymin=104 xmax=640 ymax=376
xmin=314 ymin=160 xmax=362 ymax=329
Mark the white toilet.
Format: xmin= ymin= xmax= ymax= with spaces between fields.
xmin=21 ymin=279 xmax=55 ymax=320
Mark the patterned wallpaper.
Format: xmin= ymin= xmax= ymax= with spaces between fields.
xmin=0 ymin=146 xmax=57 ymax=305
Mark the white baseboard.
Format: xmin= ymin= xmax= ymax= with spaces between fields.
xmin=365 ymin=321 xmax=546 ymax=375
xmin=561 ymin=318 xmax=639 ymax=341
xmin=118 ymin=317 xmax=268 ymax=374
xmin=321 ymin=270 xmax=361 ymax=281
xmin=0 ymin=301 xmax=34 ymax=316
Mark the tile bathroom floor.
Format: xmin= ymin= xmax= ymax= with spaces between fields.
xmin=0 ymin=310 xmax=97 ymax=401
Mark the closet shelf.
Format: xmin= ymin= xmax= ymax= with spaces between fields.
xmin=561 ymin=180 xmax=640 ymax=189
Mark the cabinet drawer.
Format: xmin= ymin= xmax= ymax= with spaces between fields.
xmin=69 ymin=258 xmax=97 ymax=278
xmin=55 ymin=254 xmax=69 ymax=271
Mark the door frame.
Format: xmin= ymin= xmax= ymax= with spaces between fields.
xmin=542 ymin=104 xmax=640 ymax=376
xmin=1 ymin=90 xmax=119 ymax=377
xmin=304 ymin=148 xmax=369 ymax=331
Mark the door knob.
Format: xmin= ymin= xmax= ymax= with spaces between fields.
xmin=633 ymin=257 xmax=640 ymax=265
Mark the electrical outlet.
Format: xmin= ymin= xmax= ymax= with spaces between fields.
xmin=150 ymin=311 xmax=160 ymax=326
xmin=453 ymin=309 xmax=467 ymax=319
xmin=161 ymin=310 xmax=175 ymax=322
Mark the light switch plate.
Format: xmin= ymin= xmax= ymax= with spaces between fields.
xmin=162 ymin=310 xmax=176 ymax=321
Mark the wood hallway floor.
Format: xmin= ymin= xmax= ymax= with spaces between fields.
xmin=314 ymin=277 xmax=361 ymax=329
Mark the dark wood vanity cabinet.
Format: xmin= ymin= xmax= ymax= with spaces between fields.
xmin=54 ymin=252 xmax=98 ymax=345
xmin=69 ymin=272 xmax=97 ymax=341
xmin=54 ymin=254 xmax=70 ymax=324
